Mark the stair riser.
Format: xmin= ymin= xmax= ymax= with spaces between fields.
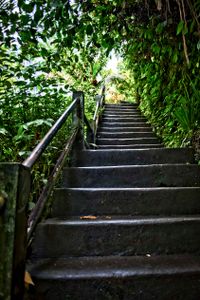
xmin=103 ymin=114 xmax=143 ymax=117
xmin=97 ymin=138 xmax=159 ymax=145
xmin=28 ymin=276 xmax=200 ymax=300
xmin=97 ymin=133 xmax=156 ymax=139
xmin=97 ymin=145 xmax=163 ymax=149
xmin=52 ymin=188 xmax=200 ymax=217
xmin=104 ymin=111 xmax=141 ymax=115
xmin=104 ymin=109 xmax=139 ymax=113
xmin=103 ymin=116 xmax=143 ymax=120
xmin=28 ymin=100 xmax=200 ymax=300
xmin=101 ymin=122 xmax=151 ymax=127
xmin=104 ymin=107 xmax=140 ymax=110
xmin=33 ymin=220 xmax=200 ymax=257
xmin=105 ymin=105 xmax=138 ymax=109
xmin=104 ymin=109 xmax=141 ymax=112
xmin=102 ymin=118 xmax=147 ymax=122
xmin=98 ymin=127 xmax=153 ymax=132
xmin=71 ymin=149 xmax=195 ymax=166
xmin=105 ymin=107 xmax=139 ymax=110
xmin=62 ymin=165 xmax=200 ymax=188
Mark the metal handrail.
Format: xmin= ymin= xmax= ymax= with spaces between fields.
xmin=27 ymin=128 xmax=78 ymax=243
xmin=22 ymin=97 xmax=79 ymax=169
xmin=23 ymin=91 xmax=95 ymax=243
xmin=2 ymin=89 xmax=102 ymax=299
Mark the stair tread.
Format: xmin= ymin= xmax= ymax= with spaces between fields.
xmin=30 ymin=102 xmax=200 ymax=298
xmin=97 ymin=137 xmax=158 ymax=140
xmin=82 ymin=148 xmax=191 ymax=152
xmin=101 ymin=121 xmax=150 ymax=124
xmin=62 ymin=163 xmax=199 ymax=188
xmin=104 ymin=108 xmax=139 ymax=110
xmin=52 ymin=186 xmax=200 ymax=217
xmin=103 ymin=112 xmax=141 ymax=114
xmin=82 ymin=148 xmax=187 ymax=152
xmin=102 ymin=116 xmax=146 ymax=118
xmin=40 ymin=215 xmax=200 ymax=226
xmin=102 ymin=118 xmax=146 ymax=120
xmin=97 ymin=138 xmax=160 ymax=145
xmin=98 ymin=131 xmax=154 ymax=134
xmin=97 ymin=134 xmax=156 ymax=139
xmin=74 ymin=148 xmax=193 ymax=155
xmin=105 ymin=104 xmax=138 ymax=107
xmin=103 ymin=114 xmax=144 ymax=116
xmin=55 ymin=186 xmax=200 ymax=191
xmin=98 ymin=127 xmax=153 ymax=131
xmin=66 ymin=163 xmax=197 ymax=169
xmin=29 ymin=255 xmax=200 ymax=279
xmin=97 ymin=144 xmax=163 ymax=148
xmin=32 ymin=215 xmax=200 ymax=257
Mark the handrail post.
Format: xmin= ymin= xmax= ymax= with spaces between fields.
xmin=93 ymin=95 xmax=101 ymax=144
xmin=0 ymin=163 xmax=31 ymax=300
xmin=93 ymin=86 xmax=106 ymax=145
xmin=102 ymin=85 xmax=105 ymax=106
xmin=72 ymin=91 xmax=85 ymax=149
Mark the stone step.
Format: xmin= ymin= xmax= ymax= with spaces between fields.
xmin=104 ymin=109 xmax=141 ymax=114
xmin=103 ymin=115 xmax=143 ymax=119
xmin=98 ymin=127 xmax=153 ymax=132
xmin=62 ymin=164 xmax=200 ymax=188
xmin=52 ymin=187 xmax=200 ymax=217
xmin=103 ymin=113 xmax=142 ymax=117
xmin=104 ymin=107 xmax=138 ymax=111
xmin=97 ymin=144 xmax=163 ymax=149
xmin=97 ymin=132 xmax=156 ymax=139
xmin=120 ymin=100 xmax=136 ymax=103
xmin=104 ymin=110 xmax=140 ymax=114
xmin=97 ymin=137 xmax=159 ymax=145
xmin=32 ymin=216 xmax=200 ymax=258
xmin=71 ymin=148 xmax=195 ymax=166
xmin=105 ymin=104 xmax=138 ymax=109
xmin=28 ymin=255 xmax=200 ymax=300
xmin=101 ymin=122 xmax=150 ymax=127
xmin=102 ymin=117 xmax=147 ymax=122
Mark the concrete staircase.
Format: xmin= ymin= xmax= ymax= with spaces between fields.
xmin=29 ymin=103 xmax=200 ymax=299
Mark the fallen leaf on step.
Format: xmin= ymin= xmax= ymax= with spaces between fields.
xmin=89 ymin=143 xmax=99 ymax=148
xmin=24 ymin=271 xmax=34 ymax=287
xmin=105 ymin=216 xmax=112 ymax=219
xmin=80 ymin=215 xmax=97 ymax=220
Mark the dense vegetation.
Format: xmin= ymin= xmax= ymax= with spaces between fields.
xmin=1 ymin=1 xmax=200 ymax=180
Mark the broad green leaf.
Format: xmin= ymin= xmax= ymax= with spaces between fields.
xmin=176 ymin=20 xmax=184 ymax=35
xmin=172 ymin=52 xmax=178 ymax=63
xmin=0 ymin=128 xmax=9 ymax=135
xmin=197 ymin=40 xmax=200 ymax=50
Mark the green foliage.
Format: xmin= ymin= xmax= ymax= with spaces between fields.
xmin=120 ymin=5 xmax=200 ymax=149
xmin=0 ymin=1 xmax=108 ymax=204
xmin=1 ymin=0 xmax=200 ymax=202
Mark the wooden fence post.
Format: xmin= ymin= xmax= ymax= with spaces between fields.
xmin=0 ymin=163 xmax=30 ymax=300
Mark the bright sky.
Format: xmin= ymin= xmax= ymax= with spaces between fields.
xmin=105 ymin=50 xmax=122 ymax=73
